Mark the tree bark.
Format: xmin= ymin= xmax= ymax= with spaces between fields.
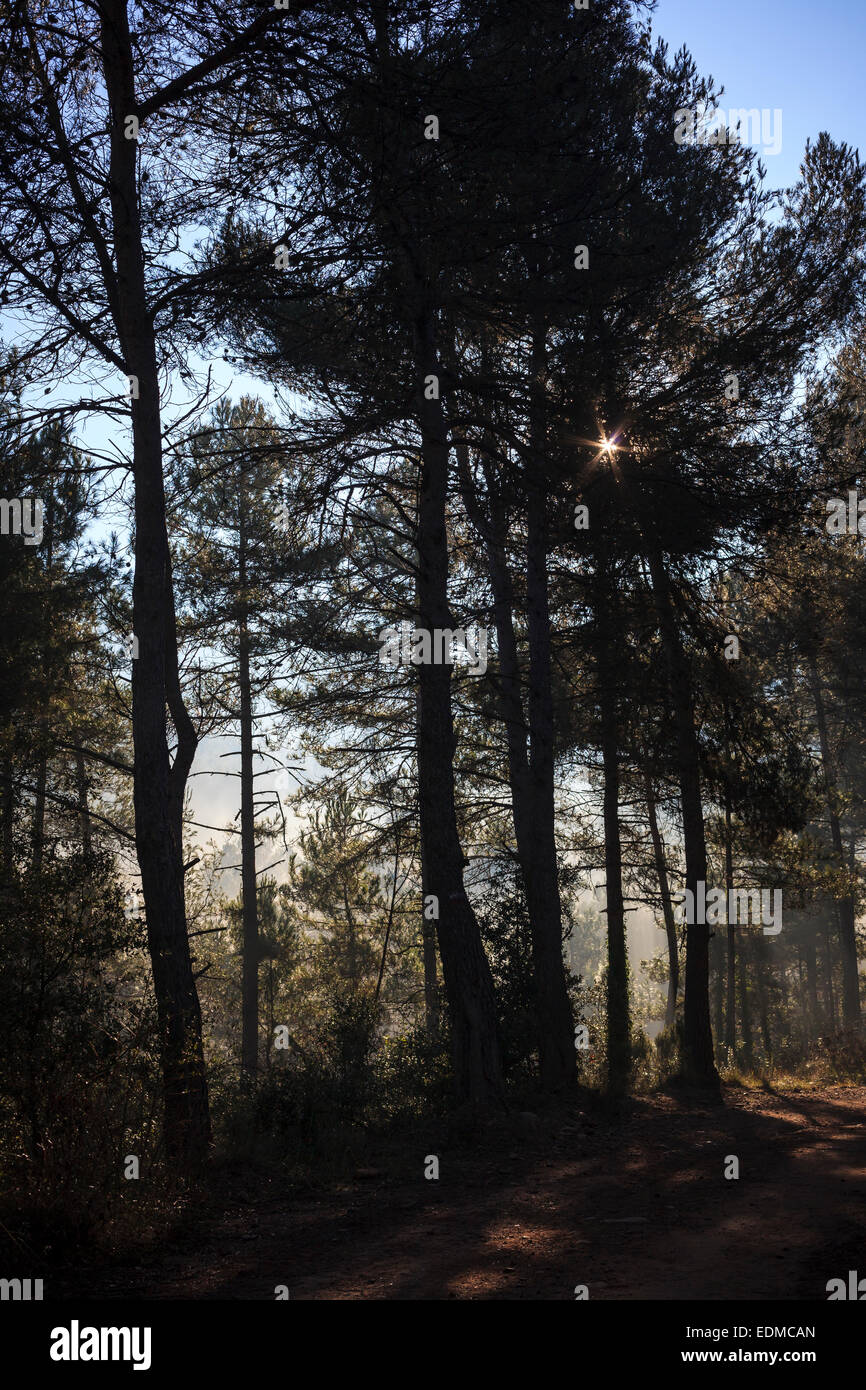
xmin=808 ymin=654 xmax=860 ymax=1025
xmin=523 ymin=487 xmax=577 ymax=1086
xmin=418 ymin=817 xmax=440 ymax=1039
xmin=724 ymin=781 xmax=736 ymax=1050
xmin=597 ymin=563 xmax=630 ymax=1098
xmin=457 ymin=438 xmax=574 ymax=1086
xmin=755 ymin=939 xmax=772 ymax=1060
xmin=645 ymin=774 xmax=678 ymax=1030
xmin=413 ymin=310 xmax=502 ymax=1106
xmin=100 ymin=0 xmax=209 ymax=1164
xmin=640 ymin=532 xmax=719 ymax=1091
xmin=803 ymin=934 xmax=819 ymax=1038
xmin=522 ymin=328 xmax=577 ymax=1087
xmin=823 ymin=912 xmax=837 ymax=1031
xmin=738 ymin=932 xmax=754 ymax=1070
xmin=619 ymin=455 xmax=717 ymax=1091
xmin=238 ymin=471 xmax=259 ymax=1077
xmin=31 ymin=490 xmax=53 ymax=874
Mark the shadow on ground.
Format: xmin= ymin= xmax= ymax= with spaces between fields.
xmin=53 ymin=1085 xmax=866 ymax=1300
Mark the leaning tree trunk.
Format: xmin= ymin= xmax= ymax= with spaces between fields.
xmin=413 ymin=310 xmax=502 ymax=1106
xmin=101 ymin=0 xmax=210 ymax=1164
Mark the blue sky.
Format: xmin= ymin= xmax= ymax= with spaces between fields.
xmin=653 ymin=0 xmax=866 ymax=190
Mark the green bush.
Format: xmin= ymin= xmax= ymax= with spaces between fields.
xmin=0 ymin=852 xmax=163 ymax=1255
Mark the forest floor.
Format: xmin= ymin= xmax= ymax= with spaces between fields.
xmin=57 ymin=1082 xmax=866 ymax=1300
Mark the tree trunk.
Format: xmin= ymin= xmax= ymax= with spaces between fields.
xmin=622 ymin=459 xmax=717 ymax=1091
xmin=738 ymin=933 xmax=754 ymax=1070
xmin=101 ymin=0 xmax=209 ymax=1164
xmin=457 ymin=439 xmax=574 ymax=1087
xmin=808 ymin=654 xmax=860 ymax=1025
xmin=645 ymin=774 xmax=678 ymax=1030
xmin=523 ymin=328 xmax=576 ymax=1087
xmin=641 ymin=536 xmax=718 ymax=1091
xmin=724 ymin=782 xmax=736 ymax=1050
xmin=419 ymin=822 xmax=440 ymax=1039
xmin=238 ymin=464 xmax=259 ymax=1077
xmin=712 ymin=922 xmax=725 ymax=1046
xmin=524 ymin=483 xmax=577 ymax=1087
xmin=823 ymin=912 xmax=837 ymax=1030
xmin=597 ymin=570 xmax=630 ymax=1098
xmin=32 ymin=490 xmax=52 ymax=874
xmin=413 ymin=310 xmax=502 ymax=1106
xmin=755 ymin=939 xmax=772 ymax=1061
xmin=804 ymin=934 xmax=820 ymax=1037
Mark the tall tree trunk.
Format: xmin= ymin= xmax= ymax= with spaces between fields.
xmin=457 ymin=439 xmax=574 ymax=1086
xmin=738 ymin=933 xmax=754 ymax=1070
xmin=645 ymin=774 xmax=678 ymax=1030
xmin=524 ymin=490 xmax=576 ymax=1086
xmin=641 ymin=536 xmax=718 ymax=1090
xmin=31 ymin=489 xmax=53 ymax=874
xmin=413 ymin=310 xmax=502 ymax=1106
xmin=368 ymin=3 xmax=498 ymax=1096
xmin=265 ymin=961 xmax=276 ymax=1071
xmin=523 ymin=328 xmax=576 ymax=1087
xmin=804 ymin=934 xmax=820 ymax=1038
xmin=808 ymin=654 xmax=860 ymax=1025
xmin=238 ymin=483 xmax=259 ymax=1076
xmin=101 ymin=0 xmax=209 ymax=1164
xmin=823 ymin=912 xmax=837 ymax=1030
xmin=622 ymin=460 xmax=717 ymax=1091
xmin=597 ymin=562 xmax=630 ymax=1097
xmin=724 ymin=782 xmax=736 ymax=1050
xmin=755 ymin=939 xmax=772 ymax=1061
xmin=418 ymin=815 xmax=439 ymax=1039
xmin=712 ymin=925 xmax=725 ymax=1045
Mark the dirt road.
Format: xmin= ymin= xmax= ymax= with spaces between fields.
xmin=61 ymin=1084 xmax=866 ymax=1300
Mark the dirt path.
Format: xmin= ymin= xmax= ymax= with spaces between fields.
xmin=63 ymin=1085 xmax=866 ymax=1300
